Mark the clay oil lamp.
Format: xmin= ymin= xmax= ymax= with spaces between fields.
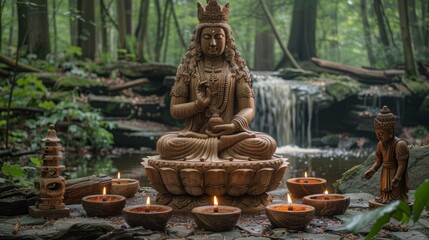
xmin=123 ymin=196 xmax=173 ymax=231
xmin=286 ymin=171 xmax=327 ymax=199
xmin=82 ymin=187 xmax=126 ymax=217
xmin=192 ymin=196 xmax=241 ymax=232
xmin=302 ymin=190 xmax=350 ymax=217
xmin=111 ymin=172 xmax=140 ymax=198
xmin=265 ymin=194 xmax=315 ymax=230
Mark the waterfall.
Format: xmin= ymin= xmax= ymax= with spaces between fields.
xmin=251 ymin=73 xmax=319 ymax=147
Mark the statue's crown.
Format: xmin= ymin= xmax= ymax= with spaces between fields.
xmin=374 ymin=105 xmax=396 ymax=129
xmin=197 ymin=0 xmax=229 ymax=23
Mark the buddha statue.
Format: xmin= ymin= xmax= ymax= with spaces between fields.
xmin=156 ymin=0 xmax=276 ymax=162
xmin=143 ymin=0 xmax=287 ymax=211
xmin=364 ymin=106 xmax=409 ymax=207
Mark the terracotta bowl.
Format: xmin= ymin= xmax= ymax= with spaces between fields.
xmin=302 ymin=194 xmax=350 ymax=217
xmin=265 ymin=204 xmax=315 ymax=230
xmin=192 ymin=206 xmax=241 ymax=232
xmin=123 ymin=205 xmax=173 ymax=230
xmin=111 ymin=179 xmax=140 ymax=198
xmin=286 ymin=177 xmax=327 ymax=199
xmin=81 ymin=195 xmax=126 ymax=217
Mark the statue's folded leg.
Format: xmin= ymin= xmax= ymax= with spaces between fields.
xmin=157 ymin=132 xmax=215 ymax=161
xmin=220 ymin=132 xmax=276 ymax=160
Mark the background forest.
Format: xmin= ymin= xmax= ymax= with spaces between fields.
xmin=0 ymin=0 xmax=429 ymax=158
xmin=0 ymin=0 xmax=427 ymax=70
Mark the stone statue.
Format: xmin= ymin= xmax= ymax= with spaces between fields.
xmin=143 ymin=0 xmax=287 ymax=211
xmin=364 ymin=106 xmax=409 ymax=206
xmin=156 ymin=0 xmax=276 ymax=162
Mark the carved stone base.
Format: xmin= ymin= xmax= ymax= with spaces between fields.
xmin=28 ymin=205 xmax=70 ymax=218
xmin=142 ymin=155 xmax=288 ymax=211
xmin=155 ymin=192 xmax=272 ymax=212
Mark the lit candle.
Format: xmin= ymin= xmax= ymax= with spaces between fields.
xmin=324 ymin=190 xmax=329 ymax=200
xmin=117 ymin=172 xmax=121 ymax=184
xmin=303 ymin=171 xmax=308 ymax=183
xmin=213 ymin=196 xmax=219 ymax=213
xmin=287 ymin=193 xmax=293 ymax=211
xmin=102 ymin=187 xmax=107 ymax=202
xmin=145 ymin=196 xmax=150 ymax=212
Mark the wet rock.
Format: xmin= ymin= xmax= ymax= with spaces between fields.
xmin=344 ymin=193 xmax=375 ymax=208
xmin=288 ymin=232 xmax=341 ymax=240
xmin=166 ymin=225 xmax=194 ymax=238
xmin=2 ymin=215 xmax=45 ymax=226
xmin=389 ymin=230 xmax=428 ymax=240
xmin=336 ymin=145 xmax=429 ymax=195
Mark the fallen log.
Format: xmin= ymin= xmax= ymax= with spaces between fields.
xmin=107 ymin=78 xmax=149 ymax=91
xmin=64 ymin=175 xmax=112 ymax=204
xmin=0 ymin=54 xmax=40 ymax=72
xmin=311 ymin=57 xmax=404 ymax=83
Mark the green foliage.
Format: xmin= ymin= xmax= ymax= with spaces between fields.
xmin=0 ymin=162 xmax=33 ymax=188
xmin=342 ymin=179 xmax=429 ymax=239
xmin=30 ymin=157 xmax=43 ymax=166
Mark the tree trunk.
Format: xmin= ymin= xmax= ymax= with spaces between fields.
xmin=254 ymin=4 xmax=275 ymax=71
xmin=77 ymin=0 xmax=96 ymax=59
xmin=117 ymin=0 xmax=127 ymax=59
xmin=27 ymin=0 xmax=51 ymax=58
xmin=287 ymin=0 xmax=317 ymax=62
xmin=259 ymin=0 xmax=301 ymax=70
xmin=398 ymin=0 xmax=418 ymax=77
xmin=373 ymin=0 xmax=395 ymax=67
xmin=170 ymin=0 xmax=186 ymax=50
xmin=135 ymin=0 xmax=149 ymax=62
xmin=154 ymin=0 xmax=170 ymax=62
xmin=124 ymin=0 xmax=132 ymax=36
xmin=52 ymin=0 xmax=57 ymax=55
xmin=69 ymin=0 xmax=78 ymax=46
xmin=0 ymin=0 xmax=3 ymax=53
xmin=360 ymin=0 xmax=376 ymax=67
xmin=8 ymin=2 xmax=16 ymax=56
xmin=100 ymin=0 xmax=108 ymax=53
xmin=17 ymin=1 xmax=29 ymax=55
xmin=421 ymin=0 xmax=429 ymax=57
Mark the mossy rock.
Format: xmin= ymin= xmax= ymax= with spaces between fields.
xmin=323 ymin=75 xmax=361 ymax=102
xmin=402 ymin=77 xmax=429 ymax=98
xmin=56 ymin=75 xmax=106 ymax=89
xmin=417 ymin=94 xmax=429 ymax=121
xmin=118 ymin=62 xmax=176 ymax=79
xmin=336 ymin=145 xmax=429 ymax=195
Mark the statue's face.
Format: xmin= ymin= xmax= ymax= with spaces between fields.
xmin=375 ymin=128 xmax=392 ymax=143
xmin=200 ymin=27 xmax=226 ymax=58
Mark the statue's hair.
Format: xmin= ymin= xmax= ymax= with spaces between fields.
xmin=175 ymin=23 xmax=251 ymax=84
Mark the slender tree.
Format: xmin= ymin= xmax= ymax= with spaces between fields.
xmin=100 ymin=0 xmax=108 ymax=53
xmin=77 ymin=0 xmax=96 ymax=59
xmin=27 ymin=0 xmax=50 ymax=58
xmin=360 ymin=0 xmax=376 ymax=67
xmin=135 ymin=0 xmax=149 ymax=62
xmin=17 ymin=1 xmax=29 ymax=55
xmin=69 ymin=0 xmax=78 ymax=46
xmin=117 ymin=0 xmax=127 ymax=58
xmin=373 ymin=0 xmax=396 ymax=67
xmin=398 ymin=0 xmax=418 ymax=77
xmin=254 ymin=1 xmax=275 ymax=71
xmin=287 ymin=0 xmax=317 ymax=62
xmin=0 ymin=0 xmax=3 ymax=53
xmin=423 ymin=0 xmax=429 ymax=55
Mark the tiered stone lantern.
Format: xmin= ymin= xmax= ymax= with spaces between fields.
xmin=29 ymin=125 xmax=70 ymax=218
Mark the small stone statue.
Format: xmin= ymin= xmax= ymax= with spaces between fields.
xmin=364 ymin=106 xmax=409 ymax=206
xmin=29 ymin=124 xmax=70 ymax=218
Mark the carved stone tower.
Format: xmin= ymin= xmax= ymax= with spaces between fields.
xmin=29 ymin=125 xmax=70 ymax=218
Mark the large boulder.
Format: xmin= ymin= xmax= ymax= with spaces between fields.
xmin=335 ymin=144 xmax=429 ymax=195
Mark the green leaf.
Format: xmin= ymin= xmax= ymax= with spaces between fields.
xmin=30 ymin=157 xmax=43 ymax=166
xmin=340 ymin=201 xmax=402 ymax=238
xmin=1 ymin=163 xmax=26 ymax=177
xmin=413 ymin=179 xmax=429 ymax=223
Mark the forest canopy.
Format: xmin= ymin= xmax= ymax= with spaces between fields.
xmin=0 ymin=0 xmax=427 ymax=71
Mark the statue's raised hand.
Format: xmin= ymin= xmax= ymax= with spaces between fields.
xmin=195 ymin=81 xmax=211 ymax=111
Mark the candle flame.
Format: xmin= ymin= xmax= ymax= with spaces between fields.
xmin=146 ymin=196 xmax=150 ymax=207
xmin=304 ymin=171 xmax=307 ymax=178
xmin=117 ymin=172 xmax=121 ymax=179
xmin=213 ymin=196 xmax=218 ymax=207
xmin=324 ymin=190 xmax=329 ymax=194
xmin=287 ymin=194 xmax=292 ymax=204
xmin=103 ymin=187 xmax=106 ymax=196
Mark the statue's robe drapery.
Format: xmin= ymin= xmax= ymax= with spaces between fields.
xmin=156 ymin=62 xmax=276 ymax=161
